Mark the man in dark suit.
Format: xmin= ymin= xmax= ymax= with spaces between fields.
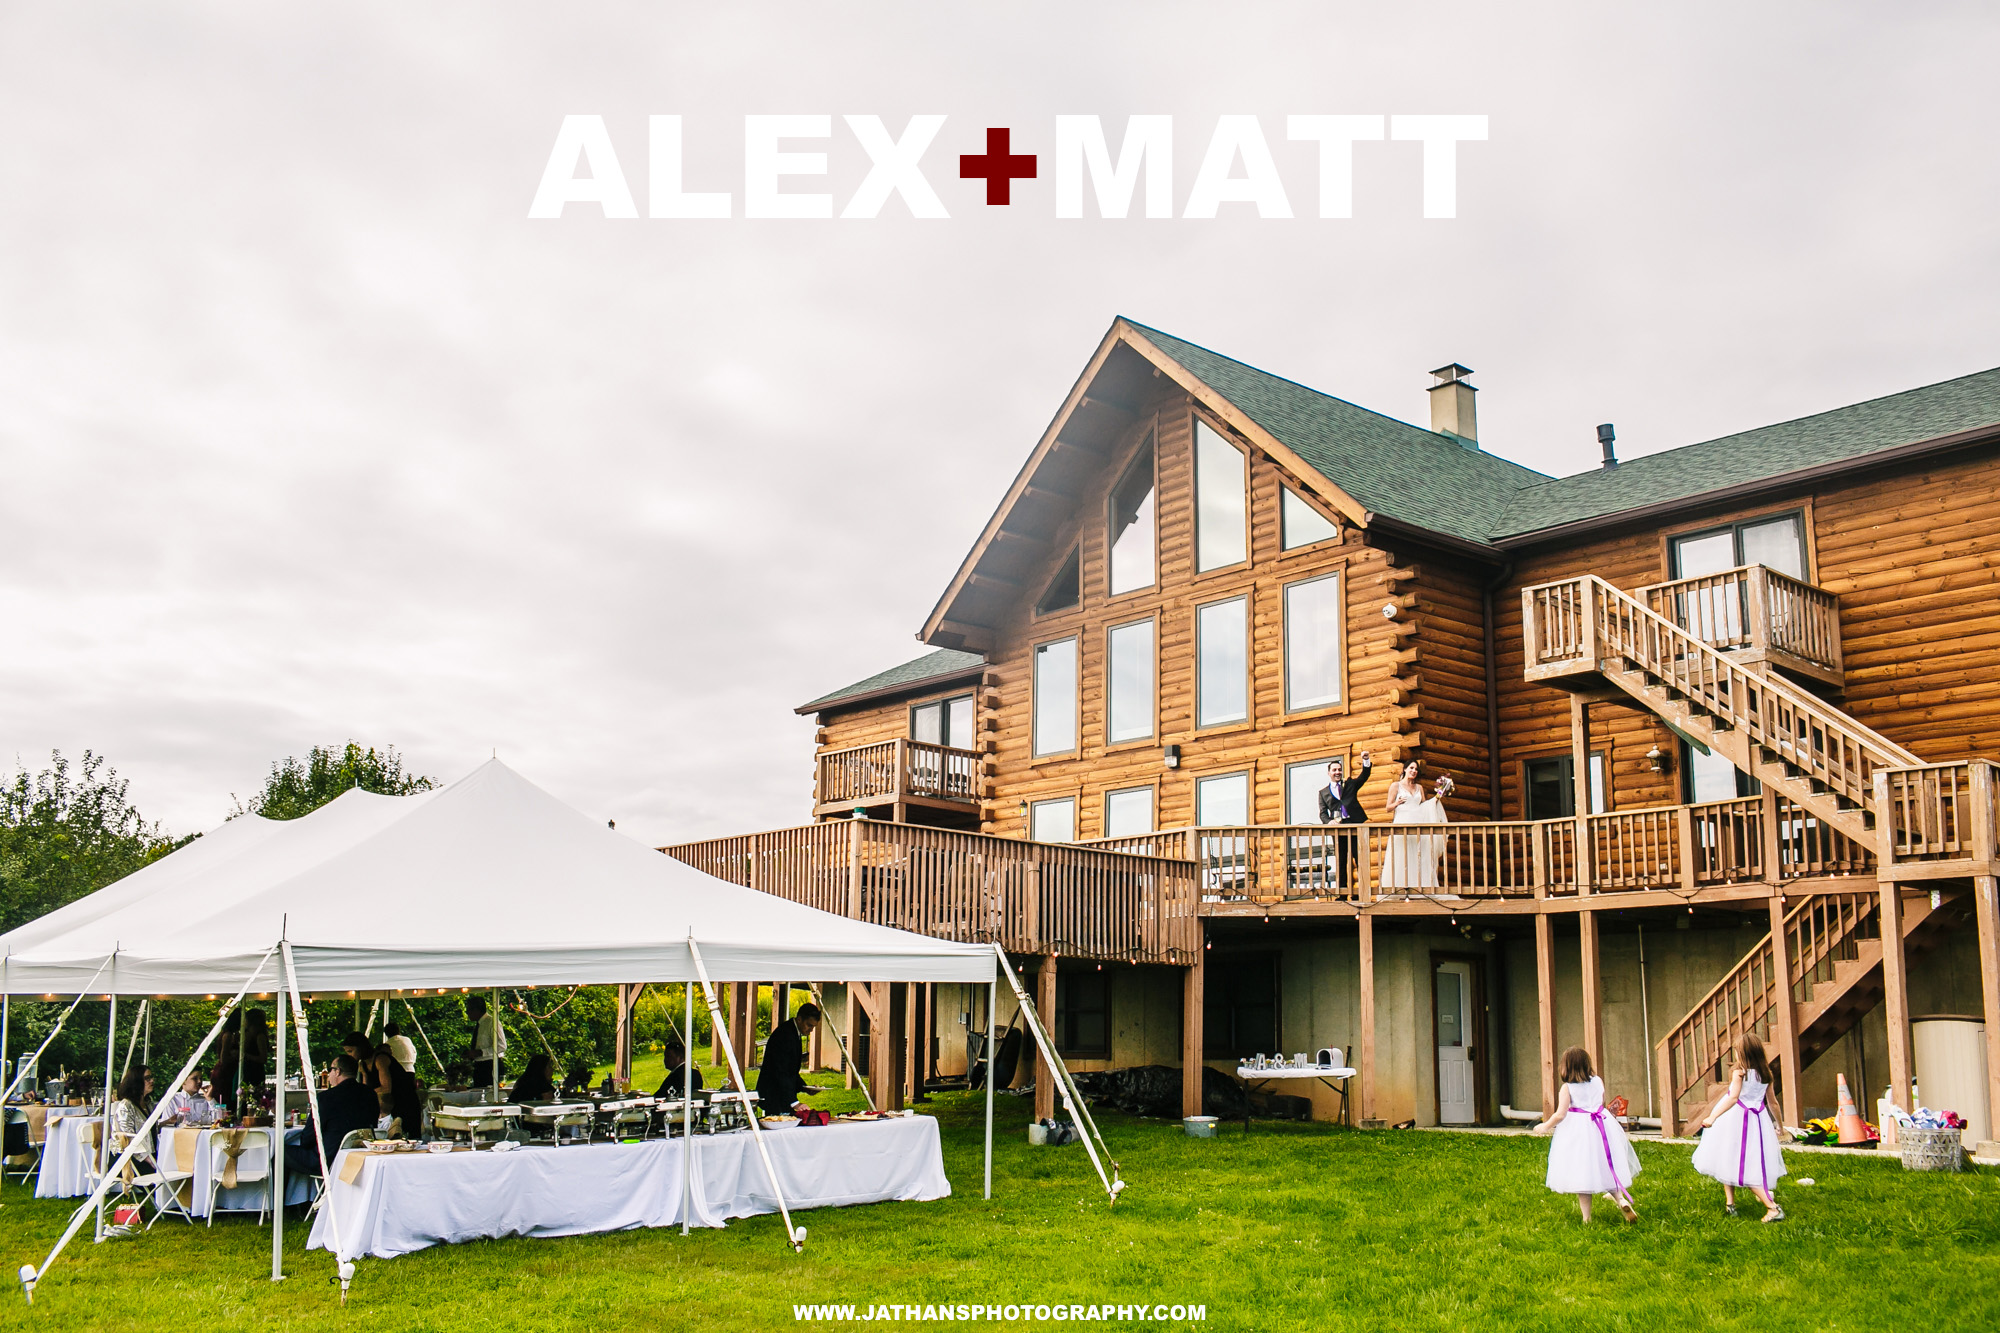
xmin=754 ymin=1003 xmax=822 ymax=1116
xmin=285 ymin=1053 xmax=383 ymax=1176
xmin=1318 ymin=751 xmax=1374 ymax=887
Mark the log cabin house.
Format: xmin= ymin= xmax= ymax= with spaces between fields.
xmin=666 ymin=318 xmax=2000 ymax=1149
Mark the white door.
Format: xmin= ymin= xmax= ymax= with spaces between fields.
xmin=1435 ymin=962 xmax=1475 ymax=1124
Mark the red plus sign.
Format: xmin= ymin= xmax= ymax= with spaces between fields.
xmin=959 ymin=128 xmax=1037 ymax=205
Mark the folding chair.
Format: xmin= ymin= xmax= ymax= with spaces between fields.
xmin=204 ymin=1128 xmax=272 ymax=1228
xmin=302 ymin=1129 xmax=372 ymax=1225
xmin=3 ymin=1107 xmax=42 ymax=1187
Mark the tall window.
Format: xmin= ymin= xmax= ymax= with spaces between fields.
xmin=910 ymin=694 xmax=974 ymax=747
xmin=1107 ymin=435 xmax=1156 ymax=596
xmin=1030 ymin=796 xmax=1076 ymax=843
xmin=1196 ymin=596 xmax=1248 ymax=728
xmin=1033 ymin=638 xmax=1078 ymax=756
xmin=1035 ymin=546 xmax=1082 ymax=616
xmin=1285 ymin=758 xmax=1334 ymax=825
xmin=1283 ymin=573 xmax=1343 ymax=711
xmin=1055 ymin=970 xmax=1111 ymax=1057
xmin=1523 ymin=753 xmax=1607 ymax=819
xmin=1281 ymin=487 xmax=1339 ymax=550
xmin=1104 ymin=786 xmax=1155 ymax=837
xmin=1194 ymin=420 xmax=1247 ymax=572
xmin=1106 ymin=619 xmax=1155 ymax=743
xmin=1196 ymin=771 xmax=1250 ymax=826
xmin=1671 ymin=512 xmax=1806 ymax=580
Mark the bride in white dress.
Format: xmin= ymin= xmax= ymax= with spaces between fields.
xmin=1382 ymin=762 xmax=1452 ymax=891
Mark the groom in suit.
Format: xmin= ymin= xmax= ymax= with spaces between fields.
xmin=1318 ymin=752 xmax=1374 ymax=888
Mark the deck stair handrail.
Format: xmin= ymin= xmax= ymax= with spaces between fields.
xmin=1634 ymin=564 xmax=1844 ymax=678
xmin=1655 ymin=888 xmax=1882 ymax=1127
xmin=1526 ymin=574 xmax=1918 ymax=843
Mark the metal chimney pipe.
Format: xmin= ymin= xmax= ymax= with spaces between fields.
xmin=1597 ymin=423 xmax=1618 ymax=469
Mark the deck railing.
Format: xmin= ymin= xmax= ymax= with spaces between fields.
xmin=1634 ymin=563 xmax=1843 ymax=681
xmin=1874 ymin=759 xmax=1999 ymax=876
xmin=665 ymin=819 xmax=1200 ymax=963
xmin=814 ymin=739 xmax=982 ymax=814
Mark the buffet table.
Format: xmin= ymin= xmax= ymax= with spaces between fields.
xmin=307 ymin=1115 xmax=949 ymax=1261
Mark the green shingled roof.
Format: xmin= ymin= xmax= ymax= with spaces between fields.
xmin=798 ymin=648 xmax=985 ymax=714
xmin=1129 ymin=322 xmax=1553 ymax=546
xmin=1491 ymin=366 xmax=2000 ymax=537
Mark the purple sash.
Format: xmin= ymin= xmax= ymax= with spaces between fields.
xmin=1585 ymin=1107 xmax=1632 ymax=1201
xmin=1736 ymin=1101 xmax=1770 ymax=1189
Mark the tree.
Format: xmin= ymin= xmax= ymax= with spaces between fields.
xmin=234 ymin=742 xmax=436 ymax=821
xmin=0 ymin=750 xmax=185 ymax=934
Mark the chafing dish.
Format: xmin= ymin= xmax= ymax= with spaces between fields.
xmin=519 ymin=1100 xmax=595 ymax=1146
xmin=431 ymin=1103 xmax=522 ymax=1145
xmin=591 ymin=1095 xmax=655 ymax=1143
xmin=705 ymin=1091 xmax=759 ymax=1133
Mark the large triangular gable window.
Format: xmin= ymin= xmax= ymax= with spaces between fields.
xmin=1035 ymin=545 xmax=1082 ymax=616
xmin=1281 ymin=486 xmax=1339 ymax=550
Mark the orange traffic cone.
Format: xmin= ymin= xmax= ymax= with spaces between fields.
xmin=1835 ymin=1073 xmax=1868 ymax=1144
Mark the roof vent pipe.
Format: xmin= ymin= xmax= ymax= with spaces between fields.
xmin=1427 ymin=364 xmax=1478 ymax=449
xmin=1597 ymin=423 xmax=1618 ymax=469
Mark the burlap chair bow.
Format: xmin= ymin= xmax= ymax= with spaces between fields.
xmin=216 ymin=1128 xmax=252 ymax=1189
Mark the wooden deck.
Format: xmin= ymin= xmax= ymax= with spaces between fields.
xmin=813 ymin=738 xmax=983 ymax=819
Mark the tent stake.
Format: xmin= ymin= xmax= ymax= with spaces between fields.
xmin=688 ymin=941 xmax=804 ymax=1253
xmin=25 ymin=948 xmax=277 ymax=1303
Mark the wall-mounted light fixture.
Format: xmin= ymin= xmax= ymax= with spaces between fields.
xmin=1163 ymin=744 xmax=1181 ymax=770
xmin=1646 ymin=745 xmax=1673 ymax=775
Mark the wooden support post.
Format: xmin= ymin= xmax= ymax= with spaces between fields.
xmin=1880 ymin=878 xmax=1913 ymax=1114
xmin=614 ymin=982 xmax=636 ymax=1083
xmin=1570 ymin=694 xmax=1593 ymax=886
xmin=1535 ymin=912 xmax=1557 ymax=1115
xmin=1579 ymin=910 xmax=1603 ymax=1080
xmin=902 ymin=982 xmax=919 ymax=1103
xmin=1974 ymin=874 xmax=2000 ymax=1152
xmin=1766 ymin=891 xmax=1804 ymax=1129
xmin=1182 ymin=930 xmax=1205 ymax=1120
xmin=1358 ymin=914 xmax=1378 ymax=1126
xmin=1034 ymin=955 xmax=1058 ymax=1123
xmin=869 ymin=982 xmax=898 ymax=1111
xmin=1656 ymin=1038 xmax=1679 ymax=1138
xmin=847 ymin=817 xmax=864 ymax=919
xmin=1760 ymin=787 xmax=1784 ymax=887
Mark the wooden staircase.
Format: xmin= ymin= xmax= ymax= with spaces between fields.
xmin=1655 ymin=887 xmax=1964 ymax=1134
xmin=1525 ymin=575 xmax=1921 ymax=845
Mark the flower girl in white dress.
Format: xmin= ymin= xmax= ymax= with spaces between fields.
xmin=1535 ymin=1046 xmax=1641 ymax=1222
xmin=1690 ymin=1033 xmax=1788 ymax=1222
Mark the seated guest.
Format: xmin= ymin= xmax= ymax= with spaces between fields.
xmin=382 ymin=1022 xmax=418 ymax=1074
xmin=510 ymin=1053 xmax=557 ymax=1103
xmin=754 ymin=1003 xmax=822 ymax=1116
xmin=160 ymin=1072 xmax=214 ymax=1126
xmin=285 ymin=1054 xmax=378 ymax=1177
xmin=110 ymin=1066 xmax=155 ymax=1141
xmin=653 ymin=1040 xmax=704 ymax=1099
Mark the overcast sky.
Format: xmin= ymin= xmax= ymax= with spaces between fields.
xmin=2 ymin=2 xmax=1996 ymax=846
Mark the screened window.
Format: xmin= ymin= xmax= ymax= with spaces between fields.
xmin=1195 ymin=771 xmax=1250 ymax=826
xmin=1283 ymin=573 xmax=1343 ymax=711
xmin=1030 ymin=796 xmax=1076 ymax=843
xmin=1055 ymin=970 xmax=1111 ymax=1057
xmin=1196 ymin=596 xmax=1248 ymax=728
xmin=1106 ymin=619 xmax=1155 ymax=743
xmin=1204 ymin=953 xmax=1278 ymax=1059
xmin=1281 ymin=487 xmax=1339 ymax=550
xmin=1523 ymin=753 xmax=1607 ymax=819
xmin=1285 ymin=758 xmax=1334 ymax=825
xmin=1107 ymin=435 xmax=1157 ymax=596
xmin=1194 ymin=420 xmax=1247 ymax=572
xmin=1671 ymin=512 xmax=1806 ymax=580
xmin=1104 ymin=786 xmax=1155 ymax=837
xmin=1032 ymin=638 xmax=1078 ymax=756
xmin=1035 ymin=546 xmax=1082 ymax=616
xmin=910 ymin=694 xmax=975 ymax=748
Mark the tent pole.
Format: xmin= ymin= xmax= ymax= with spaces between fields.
xmin=143 ymin=1001 xmax=150 ymax=1065
xmin=681 ymin=976 xmax=693 ymax=1237
xmin=96 ymin=986 xmax=116 ymax=1243
xmin=235 ymin=1004 xmax=246 ymax=1118
xmin=271 ymin=981 xmax=287 ymax=1281
xmin=403 ymin=1001 xmax=445 ymax=1081
xmin=991 ymin=946 xmax=1122 ymax=1204
xmin=808 ymin=984 xmax=875 ymax=1112
xmin=24 ymin=948 xmax=277 ymax=1304
xmin=490 ymin=989 xmax=500 ymax=1104
xmin=282 ymin=944 xmax=351 ymax=1302
xmin=688 ymin=941 xmax=803 ymax=1253
xmin=0 ymin=956 xmax=117 ymax=1106
xmin=984 ymin=976 xmax=995 ymax=1201
xmin=120 ymin=1000 xmax=146 ymax=1080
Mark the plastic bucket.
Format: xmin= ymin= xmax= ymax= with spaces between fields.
xmin=1183 ymin=1116 xmax=1218 ymax=1139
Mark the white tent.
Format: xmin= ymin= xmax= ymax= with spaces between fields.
xmin=0 ymin=758 xmax=995 ymax=994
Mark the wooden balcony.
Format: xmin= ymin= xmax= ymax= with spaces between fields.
xmin=1875 ymin=759 xmax=2000 ymax=879
xmin=1633 ymin=564 xmax=1844 ymax=687
xmin=664 ymin=819 xmax=1201 ymax=964
xmin=813 ymin=738 xmax=983 ymax=819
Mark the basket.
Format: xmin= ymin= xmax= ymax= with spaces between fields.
xmin=1897 ymin=1125 xmax=1963 ymax=1172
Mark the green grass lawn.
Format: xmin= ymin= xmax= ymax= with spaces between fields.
xmin=0 ymin=1091 xmax=1993 ymax=1332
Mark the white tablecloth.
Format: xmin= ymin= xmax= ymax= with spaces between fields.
xmin=307 ymin=1115 xmax=949 ymax=1261
xmin=155 ymin=1126 xmax=312 ymax=1216
xmin=34 ymin=1114 xmax=101 ymax=1198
